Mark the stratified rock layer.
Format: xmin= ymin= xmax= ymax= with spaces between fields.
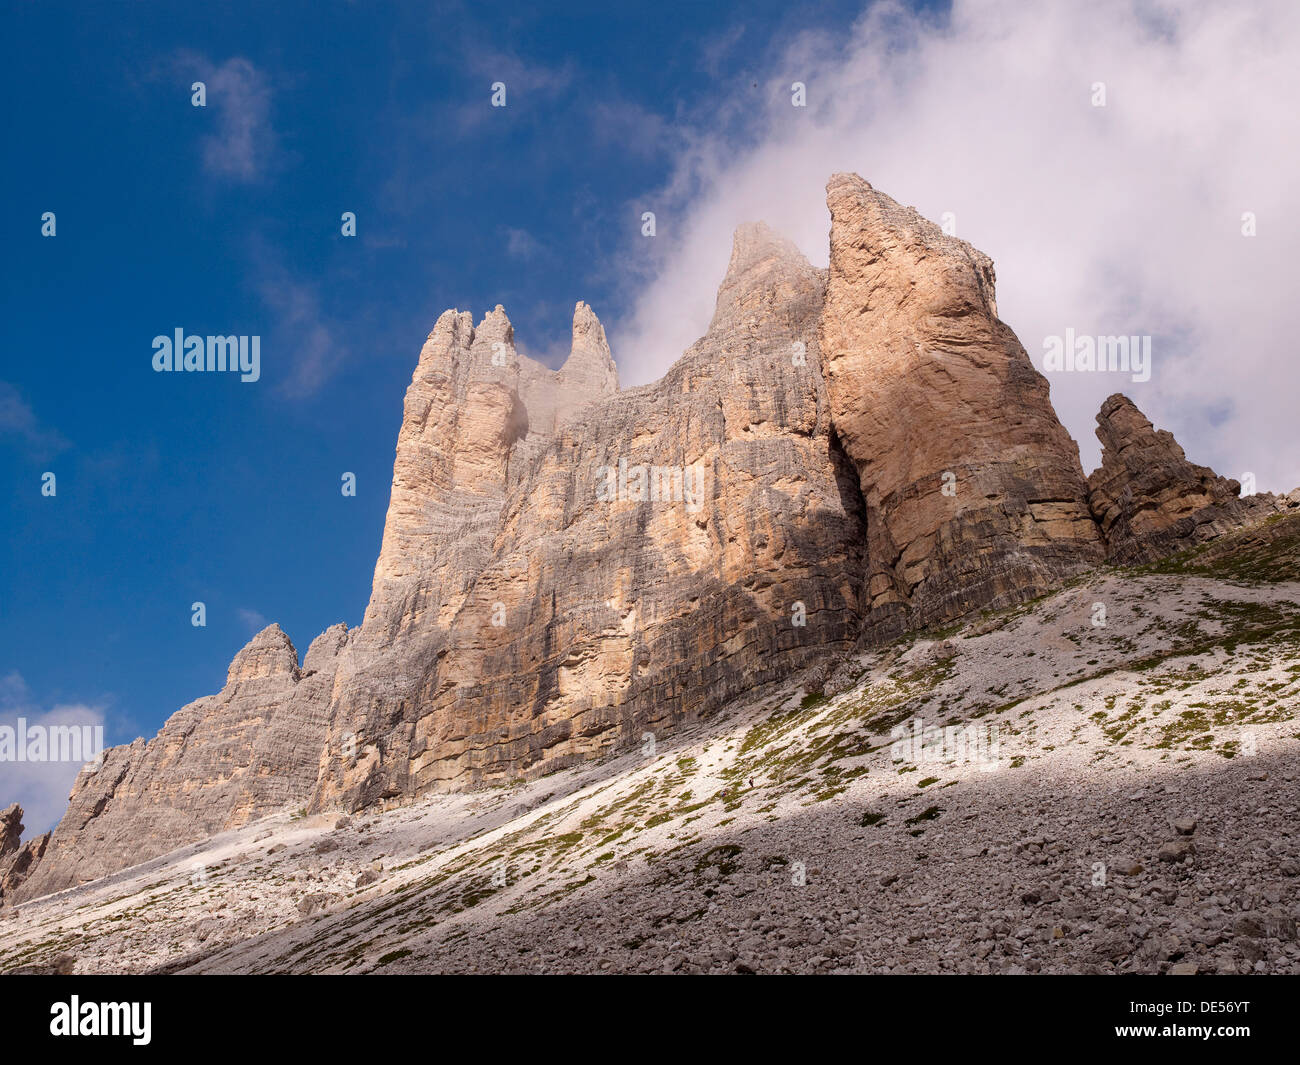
xmin=1086 ymin=394 xmax=1281 ymax=564
xmin=0 ymin=804 xmax=20 ymax=861
xmin=820 ymin=175 xmax=1104 ymax=641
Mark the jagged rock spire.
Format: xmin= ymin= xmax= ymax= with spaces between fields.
xmin=227 ymin=624 xmax=300 ymax=685
xmin=559 ymin=301 xmax=619 ymax=396
xmin=0 ymin=806 xmax=48 ymax=909
xmin=13 ymin=619 xmax=349 ymax=903
xmin=0 ymin=804 xmax=22 ymax=861
xmin=710 ymin=221 xmax=821 ymax=332
xmin=21 ymin=172 xmax=1294 ymax=908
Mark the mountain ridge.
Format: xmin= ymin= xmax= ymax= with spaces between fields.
xmin=3 ymin=173 xmax=1296 ymax=908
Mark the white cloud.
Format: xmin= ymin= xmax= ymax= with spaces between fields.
xmin=458 ymin=49 xmax=574 ymax=130
xmin=587 ymin=99 xmax=677 ymax=159
xmin=610 ymin=0 xmax=1300 ymax=491
xmin=237 ymin=608 xmax=269 ymax=634
xmin=0 ymin=673 xmax=106 ymax=835
xmin=503 ymin=226 xmax=544 ymax=260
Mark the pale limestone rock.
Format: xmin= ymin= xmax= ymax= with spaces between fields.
xmin=558 ymin=301 xmax=620 ymax=403
xmin=0 ymin=804 xmax=47 ymax=909
xmin=312 ymin=234 xmax=864 ymax=808
xmin=0 ymin=804 xmax=20 ymax=861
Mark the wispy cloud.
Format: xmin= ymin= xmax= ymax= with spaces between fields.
xmin=698 ymin=22 xmax=748 ymax=78
xmin=247 ymin=239 xmax=347 ymax=398
xmin=179 ymin=53 xmax=278 ymax=183
xmin=457 ymin=49 xmax=574 ymax=130
xmin=260 ymin=276 xmax=341 ymax=397
xmin=0 ymin=382 xmax=69 ymax=460
xmin=587 ymin=99 xmax=679 ymax=160
xmin=503 ymin=226 xmax=543 ymax=261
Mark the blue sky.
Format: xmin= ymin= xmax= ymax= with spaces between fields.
xmin=4 ymin=0 xmax=1297 ymax=829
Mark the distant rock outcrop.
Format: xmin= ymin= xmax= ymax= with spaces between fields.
xmin=0 ymin=805 xmax=48 ymax=909
xmin=11 ymin=174 xmax=1293 ymax=904
xmin=1086 ymin=394 xmax=1282 ymax=564
xmin=15 ymin=624 xmax=350 ymax=902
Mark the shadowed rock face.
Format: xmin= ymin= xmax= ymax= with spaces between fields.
xmin=1086 ymin=394 xmax=1282 ymax=564
xmin=13 ymin=174 xmax=1290 ymax=902
xmin=820 ymin=174 xmax=1104 ymax=641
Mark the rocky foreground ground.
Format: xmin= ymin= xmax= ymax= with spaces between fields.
xmin=2 ymin=517 xmax=1298 ymax=975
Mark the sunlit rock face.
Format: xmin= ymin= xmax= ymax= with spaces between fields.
xmin=820 ymin=173 xmax=1103 ymax=642
xmin=311 ymin=221 xmax=866 ymax=809
xmin=16 ymin=624 xmax=349 ymax=902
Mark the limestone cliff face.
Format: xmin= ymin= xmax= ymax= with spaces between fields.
xmin=311 ymin=223 xmax=866 ymax=808
xmin=12 ymin=173 xmax=1289 ymax=902
xmin=1086 ymin=394 xmax=1282 ymax=564
xmin=14 ymin=625 xmax=349 ymax=902
xmin=819 ymin=174 xmax=1103 ymax=640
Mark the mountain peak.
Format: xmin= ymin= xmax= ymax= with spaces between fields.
xmin=559 ymin=300 xmax=618 ymax=395
xmin=226 ymin=624 xmax=300 ymax=685
xmin=475 ymin=305 xmax=515 ymax=348
xmin=1086 ymin=392 xmax=1280 ymax=563
xmin=726 ymin=220 xmax=805 ymax=274
xmin=710 ymin=220 xmax=819 ymax=330
xmin=826 ymin=171 xmax=944 ymax=242
xmin=14 ymin=173 xmax=1294 ymax=917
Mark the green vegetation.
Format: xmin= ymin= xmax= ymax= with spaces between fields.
xmin=377 ymin=948 xmax=412 ymax=965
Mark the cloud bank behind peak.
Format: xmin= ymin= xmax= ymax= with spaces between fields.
xmin=608 ymin=0 xmax=1300 ymax=491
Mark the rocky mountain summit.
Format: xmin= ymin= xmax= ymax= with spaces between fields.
xmin=0 ymin=804 xmax=22 ymax=860
xmin=0 ymin=805 xmax=47 ymax=908
xmin=11 ymin=625 xmax=349 ymax=904
xmin=4 ymin=174 xmax=1295 ymax=916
